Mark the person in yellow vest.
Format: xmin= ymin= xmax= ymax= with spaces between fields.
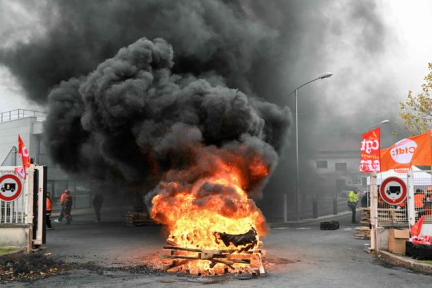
xmin=348 ymin=189 xmax=359 ymax=224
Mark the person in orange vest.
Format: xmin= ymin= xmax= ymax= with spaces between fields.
xmin=55 ymin=189 xmax=68 ymax=222
xmin=414 ymin=189 xmax=426 ymax=218
xmin=46 ymin=191 xmax=54 ymax=230
xmin=425 ymin=187 xmax=432 ymax=215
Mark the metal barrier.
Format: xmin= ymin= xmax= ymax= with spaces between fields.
xmin=290 ymin=195 xmax=349 ymax=220
xmin=375 ymin=170 xmax=409 ymax=226
xmin=0 ymin=109 xmax=46 ymax=123
xmin=0 ymin=169 xmax=30 ymax=224
xmin=372 ymin=169 xmax=432 ymax=226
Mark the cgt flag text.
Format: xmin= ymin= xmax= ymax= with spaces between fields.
xmin=360 ymin=127 xmax=381 ymax=173
xmin=380 ymin=130 xmax=431 ymax=172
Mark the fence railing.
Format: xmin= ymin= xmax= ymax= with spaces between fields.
xmin=0 ymin=172 xmax=29 ymax=224
xmin=0 ymin=109 xmax=46 ymax=123
xmin=372 ymin=169 xmax=432 ymax=227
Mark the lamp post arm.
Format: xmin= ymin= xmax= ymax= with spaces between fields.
xmin=287 ymin=77 xmax=322 ymax=97
xmin=361 ymin=120 xmax=390 ymax=133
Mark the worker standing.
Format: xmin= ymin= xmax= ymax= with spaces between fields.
xmin=414 ymin=189 xmax=426 ymax=218
xmin=46 ymin=192 xmax=54 ymax=230
xmin=55 ymin=189 xmax=68 ymax=222
xmin=92 ymin=192 xmax=104 ymax=223
xmin=63 ymin=190 xmax=74 ymax=225
xmin=348 ymin=189 xmax=359 ymax=224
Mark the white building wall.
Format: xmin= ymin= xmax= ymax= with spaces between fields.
xmin=0 ymin=117 xmax=37 ymax=165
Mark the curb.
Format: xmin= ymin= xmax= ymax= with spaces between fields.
xmin=270 ymin=211 xmax=351 ymax=228
xmin=377 ymin=250 xmax=432 ymax=274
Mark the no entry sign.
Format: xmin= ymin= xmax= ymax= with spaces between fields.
xmin=380 ymin=177 xmax=407 ymax=205
xmin=0 ymin=174 xmax=23 ymax=202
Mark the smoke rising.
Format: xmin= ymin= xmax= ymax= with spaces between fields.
xmin=44 ymin=37 xmax=289 ymax=202
xmin=0 ymin=0 xmax=402 ymax=220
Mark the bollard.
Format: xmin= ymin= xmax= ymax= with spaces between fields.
xmin=333 ymin=193 xmax=337 ymax=215
xmin=312 ymin=195 xmax=318 ymax=219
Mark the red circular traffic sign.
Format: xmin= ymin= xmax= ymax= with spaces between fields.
xmin=380 ymin=177 xmax=407 ymax=205
xmin=0 ymin=174 xmax=23 ymax=202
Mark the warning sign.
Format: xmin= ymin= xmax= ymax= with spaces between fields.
xmin=0 ymin=174 xmax=23 ymax=202
xmin=380 ymin=177 xmax=407 ymax=205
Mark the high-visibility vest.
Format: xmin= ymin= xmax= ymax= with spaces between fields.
xmin=414 ymin=194 xmax=425 ymax=209
xmin=348 ymin=191 xmax=358 ymax=203
xmin=46 ymin=197 xmax=52 ymax=211
xmin=60 ymin=193 xmax=67 ymax=205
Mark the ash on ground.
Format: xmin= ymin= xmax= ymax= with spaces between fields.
xmin=0 ymin=252 xmax=163 ymax=284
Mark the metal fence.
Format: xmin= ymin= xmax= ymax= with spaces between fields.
xmin=0 ymin=172 xmax=30 ymax=224
xmin=0 ymin=109 xmax=46 ymax=123
xmin=372 ymin=169 xmax=432 ymax=226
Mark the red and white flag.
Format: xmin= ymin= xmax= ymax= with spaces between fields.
xmin=18 ymin=135 xmax=31 ymax=168
xmin=14 ymin=135 xmax=30 ymax=179
xmin=360 ymin=127 xmax=381 ymax=173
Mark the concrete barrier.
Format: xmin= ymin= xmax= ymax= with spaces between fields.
xmin=0 ymin=224 xmax=32 ymax=252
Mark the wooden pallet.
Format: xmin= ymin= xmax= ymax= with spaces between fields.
xmin=377 ymin=208 xmax=408 ymax=223
xmin=160 ymin=245 xmax=265 ymax=276
xmin=356 ymin=208 xmax=371 ymax=239
xmin=123 ymin=211 xmax=156 ymax=226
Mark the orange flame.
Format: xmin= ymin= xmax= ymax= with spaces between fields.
xmin=150 ymin=149 xmax=270 ymax=271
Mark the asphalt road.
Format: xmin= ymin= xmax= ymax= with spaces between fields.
xmin=5 ymin=209 xmax=432 ymax=287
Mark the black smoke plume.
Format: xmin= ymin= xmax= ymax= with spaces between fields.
xmin=44 ymin=38 xmax=290 ymax=201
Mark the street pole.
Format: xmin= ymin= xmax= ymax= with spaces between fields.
xmin=295 ymin=89 xmax=300 ymax=221
xmin=289 ymin=72 xmax=333 ymax=221
xmin=360 ymin=120 xmax=390 ymax=134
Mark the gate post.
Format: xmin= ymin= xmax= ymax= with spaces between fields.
xmin=407 ymin=170 xmax=416 ymax=227
xmin=370 ymin=172 xmax=378 ymax=251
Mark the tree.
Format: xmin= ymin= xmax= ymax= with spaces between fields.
xmin=399 ymin=63 xmax=432 ymax=135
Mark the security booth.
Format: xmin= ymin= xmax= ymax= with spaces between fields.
xmin=0 ymin=164 xmax=47 ymax=252
xmin=368 ymin=167 xmax=432 ymax=254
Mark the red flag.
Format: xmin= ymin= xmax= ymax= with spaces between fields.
xmin=360 ymin=127 xmax=381 ymax=173
xmin=380 ymin=130 xmax=431 ymax=172
xmin=18 ymin=135 xmax=31 ymax=168
xmin=411 ymin=215 xmax=425 ymax=237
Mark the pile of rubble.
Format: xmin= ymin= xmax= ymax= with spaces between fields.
xmin=0 ymin=252 xmax=70 ymax=284
xmin=0 ymin=252 xmax=163 ymax=284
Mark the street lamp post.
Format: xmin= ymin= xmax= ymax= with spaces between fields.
xmin=288 ymin=72 xmax=333 ymax=221
xmin=361 ymin=120 xmax=390 ymax=133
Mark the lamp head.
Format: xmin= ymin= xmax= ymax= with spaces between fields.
xmin=381 ymin=120 xmax=390 ymax=124
xmin=319 ymin=72 xmax=333 ymax=79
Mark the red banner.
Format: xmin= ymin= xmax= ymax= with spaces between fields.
xmin=360 ymin=127 xmax=381 ymax=173
xmin=18 ymin=135 xmax=31 ymax=168
xmin=380 ymin=130 xmax=431 ymax=172
xmin=411 ymin=215 xmax=425 ymax=237
xmin=14 ymin=135 xmax=30 ymax=179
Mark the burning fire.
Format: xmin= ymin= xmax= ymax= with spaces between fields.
xmin=150 ymin=147 xmax=269 ymax=272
